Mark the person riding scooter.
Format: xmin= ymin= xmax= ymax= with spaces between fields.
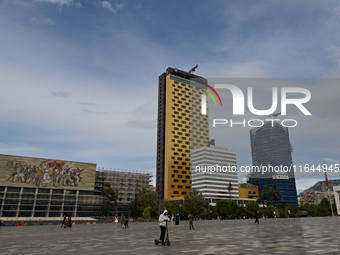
xmin=159 ymin=209 xmax=170 ymax=245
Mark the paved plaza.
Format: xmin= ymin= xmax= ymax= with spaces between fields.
xmin=0 ymin=217 xmax=340 ymax=255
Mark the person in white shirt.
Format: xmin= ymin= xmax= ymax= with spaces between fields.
xmin=159 ymin=209 xmax=169 ymax=244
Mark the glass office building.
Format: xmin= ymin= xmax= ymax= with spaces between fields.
xmin=247 ymin=121 xmax=298 ymax=207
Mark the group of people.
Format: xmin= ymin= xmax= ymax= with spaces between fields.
xmin=61 ymin=215 xmax=72 ymax=228
xmin=158 ymin=210 xmax=195 ymax=244
xmin=116 ymin=215 xmax=129 ymax=229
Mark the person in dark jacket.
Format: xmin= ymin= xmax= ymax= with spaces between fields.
xmin=175 ymin=213 xmax=180 ymax=231
xmin=254 ymin=210 xmax=259 ymax=225
xmin=68 ymin=217 xmax=72 ymax=228
xmin=188 ymin=213 xmax=194 ymax=230
xmin=61 ymin=215 xmax=66 ymax=228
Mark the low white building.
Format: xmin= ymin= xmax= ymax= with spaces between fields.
xmin=333 ymin=186 xmax=340 ymax=215
xmin=191 ymin=139 xmax=239 ymax=204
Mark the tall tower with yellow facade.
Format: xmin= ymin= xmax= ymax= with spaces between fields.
xmin=156 ymin=67 xmax=210 ymax=201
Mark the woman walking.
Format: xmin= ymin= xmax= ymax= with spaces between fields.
xmin=114 ymin=215 xmax=118 ymax=227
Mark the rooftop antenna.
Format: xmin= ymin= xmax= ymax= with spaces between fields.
xmin=189 ymin=65 xmax=198 ymax=74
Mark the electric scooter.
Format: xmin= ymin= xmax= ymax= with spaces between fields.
xmin=154 ymin=220 xmax=170 ymax=246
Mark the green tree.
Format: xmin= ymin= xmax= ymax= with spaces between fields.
xmin=246 ymin=201 xmax=260 ymax=218
xmin=278 ymin=203 xmax=290 ymax=218
xmin=208 ymin=204 xmax=217 ymax=219
xmin=216 ymin=199 xmax=228 ymax=218
xmin=272 ymin=183 xmax=282 ymax=208
xmin=258 ymin=184 xmax=272 ymax=205
xmin=170 ymin=202 xmax=183 ymax=217
xmin=317 ymin=198 xmax=331 ymax=216
xmin=130 ymin=197 xmax=142 ymax=218
xmin=238 ymin=206 xmax=246 ymax=218
xmin=160 ymin=199 xmax=172 ymax=214
xmin=99 ymin=183 xmax=118 ymax=216
xmin=267 ymin=205 xmax=275 ymax=218
xmin=227 ymin=181 xmax=233 ymax=200
xmin=225 ymin=200 xmax=239 ymax=218
xmin=182 ymin=188 xmax=208 ymax=219
xmin=136 ymin=187 xmax=159 ymax=217
xmin=142 ymin=206 xmax=152 ymax=220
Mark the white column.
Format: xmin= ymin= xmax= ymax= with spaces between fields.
xmin=0 ymin=187 xmax=7 ymax=217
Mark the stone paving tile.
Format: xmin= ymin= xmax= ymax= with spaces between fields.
xmin=0 ymin=217 xmax=340 ymax=254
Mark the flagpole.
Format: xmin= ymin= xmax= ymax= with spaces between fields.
xmin=323 ymin=158 xmax=334 ymax=216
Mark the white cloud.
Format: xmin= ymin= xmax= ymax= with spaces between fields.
xmin=323 ymin=157 xmax=340 ymax=164
xmin=36 ymin=0 xmax=73 ymax=5
xmin=73 ymin=2 xmax=83 ymax=8
xmin=201 ymin=61 xmax=268 ymax=78
xmin=30 ymin=16 xmax=55 ymax=26
xmin=115 ymin=2 xmax=125 ymax=11
xmin=51 ymin=91 xmax=71 ymax=97
xmin=100 ymin=1 xmax=116 ymax=14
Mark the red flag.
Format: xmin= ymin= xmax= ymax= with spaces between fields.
xmin=323 ymin=159 xmax=330 ymax=190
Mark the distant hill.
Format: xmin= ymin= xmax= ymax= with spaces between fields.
xmin=299 ymin=179 xmax=340 ymax=196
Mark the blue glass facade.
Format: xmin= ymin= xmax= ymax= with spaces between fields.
xmin=248 ymin=122 xmax=298 ymax=208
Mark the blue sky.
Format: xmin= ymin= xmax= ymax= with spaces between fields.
xmin=0 ymin=0 xmax=340 ymax=193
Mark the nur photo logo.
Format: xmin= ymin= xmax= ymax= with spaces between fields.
xmin=201 ymin=82 xmax=312 ymax=128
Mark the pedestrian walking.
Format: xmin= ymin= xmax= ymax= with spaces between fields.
xmin=124 ymin=216 xmax=129 ymax=229
xmin=158 ymin=209 xmax=169 ymax=245
xmin=114 ymin=215 xmax=118 ymax=227
xmin=61 ymin=215 xmax=66 ymax=228
xmin=188 ymin=213 xmax=194 ymax=230
xmin=175 ymin=212 xmax=180 ymax=231
xmin=254 ymin=210 xmax=259 ymax=225
xmin=273 ymin=211 xmax=277 ymax=219
xmin=68 ymin=217 xmax=72 ymax=228
xmin=288 ymin=209 xmax=291 ymax=218
xmin=121 ymin=215 xmax=125 ymax=229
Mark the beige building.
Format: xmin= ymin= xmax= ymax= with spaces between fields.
xmin=305 ymin=191 xmax=334 ymax=205
xmin=238 ymin=183 xmax=259 ymax=199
